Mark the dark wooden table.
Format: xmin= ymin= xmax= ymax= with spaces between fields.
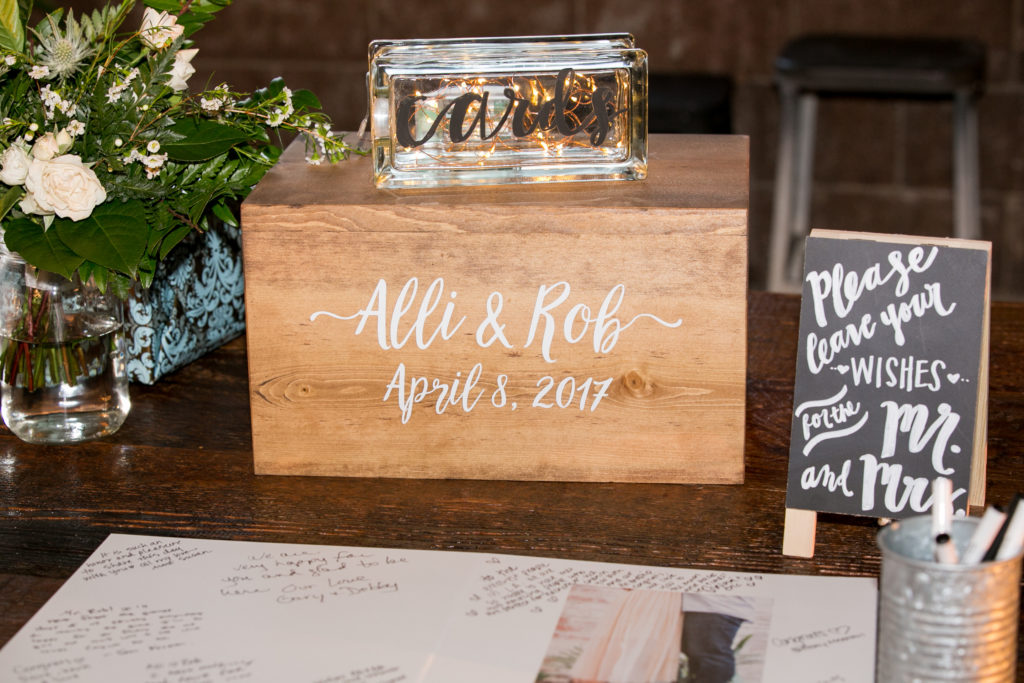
xmin=2 ymin=291 xmax=1022 ymax=659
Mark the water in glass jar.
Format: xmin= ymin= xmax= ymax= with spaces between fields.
xmin=1 ymin=317 xmax=130 ymax=444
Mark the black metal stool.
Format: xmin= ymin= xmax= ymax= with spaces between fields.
xmin=768 ymin=34 xmax=986 ymax=291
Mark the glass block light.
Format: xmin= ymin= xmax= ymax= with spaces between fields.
xmin=368 ymin=34 xmax=648 ymax=189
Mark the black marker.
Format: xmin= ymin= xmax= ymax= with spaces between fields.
xmin=983 ymin=494 xmax=1022 ymax=562
xmin=995 ymin=497 xmax=1024 ymax=561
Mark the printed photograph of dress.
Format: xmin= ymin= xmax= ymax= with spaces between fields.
xmin=535 ymin=585 xmax=771 ymax=683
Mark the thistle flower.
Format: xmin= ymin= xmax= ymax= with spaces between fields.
xmin=35 ymin=13 xmax=93 ymax=80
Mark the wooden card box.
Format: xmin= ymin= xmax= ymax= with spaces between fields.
xmin=241 ymin=134 xmax=749 ymax=482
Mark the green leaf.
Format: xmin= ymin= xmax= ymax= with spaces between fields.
xmin=211 ymin=200 xmax=238 ymax=227
xmin=77 ymin=260 xmax=95 ymax=284
xmin=0 ymin=184 xmax=24 ymax=222
xmin=88 ymin=262 xmax=107 ymax=291
xmin=137 ymin=253 xmax=156 ymax=288
xmin=3 ymin=217 xmax=84 ymax=278
xmin=163 ymin=118 xmax=250 ymax=162
xmin=291 ymin=89 xmax=321 ymax=111
xmin=265 ymin=77 xmax=285 ymax=98
xmin=158 ymin=223 xmax=191 ymax=260
xmin=185 ymin=187 xmax=214 ymax=224
xmin=108 ymin=271 xmax=132 ymax=299
xmin=142 ymin=0 xmax=182 ymax=10
xmin=0 ymin=0 xmax=24 ymax=53
xmin=144 ymin=0 xmax=231 ymax=35
xmin=143 ymin=207 xmax=174 ymax=253
xmin=177 ymin=11 xmax=214 ymax=36
xmin=54 ymin=200 xmax=149 ymax=277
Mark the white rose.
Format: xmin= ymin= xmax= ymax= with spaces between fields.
xmin=167 ymin=48 xmax=198 ymax=91
xmin=19 ymin=190 xmax=53 ymax=217
xmin=56 ymin=129 xmax=73 ymax=153
xmin=140 ymin=8 xmax=184 ymax=50
xmin=24 ymin=155 xmax=107 ymax=221
xmin=32 ymin=132 xmax=63 ymax=160
xmin=0 ymin=144 xmax=31 ymax=185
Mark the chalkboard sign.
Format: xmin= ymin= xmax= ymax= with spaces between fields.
xmin=785 ymin=230 xmax=991 ymax=520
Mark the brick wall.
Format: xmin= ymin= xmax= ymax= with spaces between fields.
xmin=67 ymin=0 xmax=1024 ymax=296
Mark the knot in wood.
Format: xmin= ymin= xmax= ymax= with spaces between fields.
xmin=622 ymin=369 xmax=654 ymax=398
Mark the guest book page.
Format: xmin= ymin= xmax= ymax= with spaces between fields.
xmin=0 ymin=533 xmax=876 ymax=683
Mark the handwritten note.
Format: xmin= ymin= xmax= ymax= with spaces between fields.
xmin=29 ymin=604 xmax=203 ymax=656
xmin=312 ymin=665 xmax=407 ymax=683
xmin=145 ymin=657 xmax=255 ymax=683
xmin=0 ymin=534 xmax=876 ymax=683
xmin=461 ymin=556 xmax=764 ymax=617
xmin=771 ymin=625 xmax=868 ymax=654
xmin=81 ymin=538 xmax=211 ymax=581
xmin=218 ymin=547 xmax=407 ymax=604
xmin=786 ymin=232 xmax=990 ymax=518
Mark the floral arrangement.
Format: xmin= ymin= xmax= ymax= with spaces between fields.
xmin=0 ymin=0 xmax=359 ymax=295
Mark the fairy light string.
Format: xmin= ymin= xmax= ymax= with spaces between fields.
xmin=395 ymin=69 xmax=628 ymax=165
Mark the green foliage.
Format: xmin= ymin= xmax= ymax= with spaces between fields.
xmin=0 ymin=0 xmax=24 ymax=52
xmin=0 ymin=183 xmax=22 ymax=220
xmin=0 ymin=0 xmax=363 ymax=287
xmin=54 ymin=200 xmax=148 ymax=276
xmin=4 ymin=215 xmax=83 ymax=277
xmin=144 ymin=0 xmax=231 ymax=36
xmin=163 ymin=118 xmax=250 ymax=161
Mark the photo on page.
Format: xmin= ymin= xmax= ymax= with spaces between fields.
xmin=535 ymin=585 xmax=771 ymax=683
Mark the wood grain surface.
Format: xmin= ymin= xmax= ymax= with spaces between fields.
xmin=242 ymin=134 xmax=749 ymax=482
xmin=1 ymin=292 xmax=1022 ymax=662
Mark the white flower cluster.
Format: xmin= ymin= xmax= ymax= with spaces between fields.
xmin=106 ymin=67 xmax=140 ymax=104
xmin=39 ymin=84 xmax=77 ymax=120
xmin=267 ymin=87 xmax=294 ymax=128
xmin=0 ymin=130 xmax=106 ymax=223
xmin=125 ymin=140 xmax=168 ymax=179
xmin=200 ymin=85 xmax=231 ymax=113
xmin=304 ymin=123 xmax=335 ymax=166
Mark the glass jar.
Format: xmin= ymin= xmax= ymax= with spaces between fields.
xmin=369 ymin=34 xmax=648 ymax=188
xmin=0 ymin=250 xmax=130 ymax=444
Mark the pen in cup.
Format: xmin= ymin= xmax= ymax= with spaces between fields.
xmin=994 ymin=496 xmax=1024 ymax=561
xmin=983 ymin=494 xmax=1022 ymax=563
xmin=961 ymin=505 xmax=1007 ymax=565
xmin=931 ymin=478 xmax=958 ymax=564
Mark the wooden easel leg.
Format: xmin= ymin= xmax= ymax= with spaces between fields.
xmin=783 ymin=508 xmax=817 ymax=558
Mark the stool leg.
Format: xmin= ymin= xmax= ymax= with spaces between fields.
xmin=953 ymin=90 xmax=981 ymax=241
xmin=789 ymin=92 xmax=819 ymax=284
xmin=769 ymin=82 xmax=800 ymax=291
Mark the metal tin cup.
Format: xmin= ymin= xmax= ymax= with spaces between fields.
xmin=877 ymin=515 xmax=1022 ymax=682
